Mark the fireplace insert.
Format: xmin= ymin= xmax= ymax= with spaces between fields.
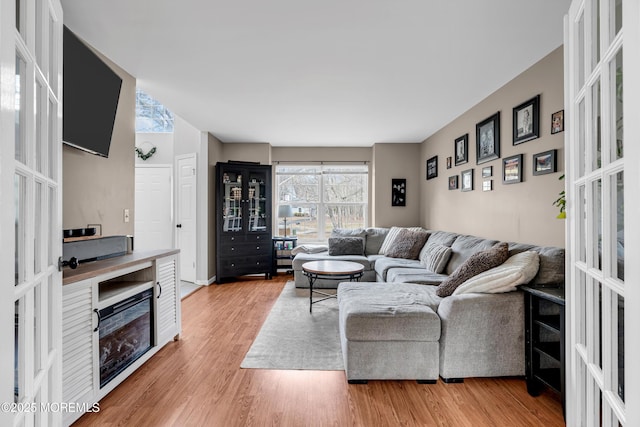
xmin=98 ymin=288 xmax=154 ymax=388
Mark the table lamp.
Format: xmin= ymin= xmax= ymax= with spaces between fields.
xmin=278 ymin=205 xmax=294 ymax=237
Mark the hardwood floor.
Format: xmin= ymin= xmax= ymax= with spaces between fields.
xmin=73 ymin=275 xmax=564 ymax=427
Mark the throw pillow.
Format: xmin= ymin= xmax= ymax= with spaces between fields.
xmin=379 ymin=226 xmax=423 ymax=255
xmin=364 ymin=227 xmax=389 ymax=255
xmin=453 ymin=251 xmax=540 ymax=295
xmin=384 ymin=228 xmax=430 ymax=260
xmin=331 ymin=228 xmax=367 ymax=239
xmin=328 ymin=237 xmax=365 ymax=256
xmin=420 ymin=243 xmax=453 ymax=274
xmin=436 ymin=242 xmax=509 ymax=297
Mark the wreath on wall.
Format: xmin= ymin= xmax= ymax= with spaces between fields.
xmin=135 ymin=142 xmax=157 ymax=161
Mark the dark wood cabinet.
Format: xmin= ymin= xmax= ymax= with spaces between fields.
xmin=216 ymin=162 xmax=272 ymax=283
xmin=522 ymin=285 xmax=565 ymax=413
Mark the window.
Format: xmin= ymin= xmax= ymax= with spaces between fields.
xmin=135 ymin=89 xmax=174 ymax=132
xmin=276 ymin=164 xmax=368 ymax=242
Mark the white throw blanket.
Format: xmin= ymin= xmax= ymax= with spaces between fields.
xmin=291 ymin=244 xmax=328 ymax=256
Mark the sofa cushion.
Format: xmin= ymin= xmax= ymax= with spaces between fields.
xmin=446 ymin=235 xmax=499 ymax=275
xmin=364 ymin=227 xmax=389 ymax=255
xmin=338 ymin=282 xmax=442 ymax=341
xmin=328 ymin=237 xmax=365 ymax=256
xmin=385 ymin=228 xmax=429 ymax=260
xmin=420 ymin=243 xmax=453 ymax=273
xmin=374 ymin=256 xmax=423 ymax=281
xmin=386 ymin=268 xmax=448 ymax=285
xmin=436 ymin=242 xmax=509 ymax=297
xmin=379 ymin=226 xmax=423 ymax=255
xmin=509 ymin=243 xmax=565 ymax=286
xmin=453 ymin=251 xmax=540 ymax=295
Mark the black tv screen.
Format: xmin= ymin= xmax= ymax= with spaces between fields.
xmin=63 ymin=26 xmax=122 ymax=158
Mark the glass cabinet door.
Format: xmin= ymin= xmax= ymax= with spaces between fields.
xmin=247 ymin=168 xmax=268 ymax=233
xmin=221 ymin=168 xmax=243 ymax=232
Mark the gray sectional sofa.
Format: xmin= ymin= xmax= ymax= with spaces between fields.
xmin=291 ymin=227 xmax=565 ymax=382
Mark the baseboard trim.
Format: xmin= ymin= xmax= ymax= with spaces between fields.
xmin=195 ymin=276 xmax=216 ymax=286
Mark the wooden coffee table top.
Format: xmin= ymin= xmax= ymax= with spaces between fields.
xmin=302 ymin=260 xmax=364 ymax=276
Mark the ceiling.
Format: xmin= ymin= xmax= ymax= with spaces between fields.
xmin=61 ymin=0 xmax=571 ymax=147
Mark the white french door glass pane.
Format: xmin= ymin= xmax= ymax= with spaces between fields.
xmin=35 ymin=182 xmax=43 ymax=274
xmin=47 ymin=276 xmax=54 ymax=353
xmin=577 ymin=269 xmax=587 ymax=346
xmin=48 ymin=11 xmax=57 ymax=94
xmin=15 ymin=53 xmax=27 ymax=164
xmin=612 ymin=49 xmax=623 ymax=161
xmin=611 ymin=0 xmax=622 ymax=40
xmin=14 ymin=300 xmax=21 ymax=403
xmin=591 ymin=0 xmax=601 ymax=70
xmin=616 ymin=293 xmax=624 ymax=402
xmin=36 ymin=0 xmax=44 ymax=67
xmin=592 ymin=80 xmax=602 ymax=171
xmin=579 ymin=357 xmax=588 ymax=426
xmin=578 ymin=11 xmax=586 ymax=89
xmin=614 ymin=171 xmax=624 ymax=280
xmin=578 ymin=99 xmax=586 ymax=176
xmin=16 ymin=0 xmax=25 ymax=36
xmin=35 ymin=81 xmax=44 ymax=173
xmin=34 ymin=283 xmax=42 ymax=375
xmin=592 ymin=179 xmax=602 ymax=271
xmin=15 ymin=174 xmax=26 ymax=286
xmin=48 ymin=98 xmax=56 ymax=179
xmin=48 ymin=186 xmax=55 ymax=266
xmin=578 ymin=184 xmax=587 ymax=262
xmin=595 ymin=281 xmax=603 ymax=370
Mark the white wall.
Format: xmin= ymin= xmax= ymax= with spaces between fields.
xmin=135 ymin=132 xmax=174 ymax=165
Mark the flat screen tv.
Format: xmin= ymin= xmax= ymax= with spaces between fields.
xmin=63 ymin=26 xmax=122 ymax=158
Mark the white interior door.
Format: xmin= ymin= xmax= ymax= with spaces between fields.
xmin=1 ymin=0 xmax=64 ymax=426
xmin=176 ymin=154 xmax=197 ymax=283
xmin=135 ymin=166 xmax=173 ymax=251
xmin=565 ymin=0 xmax=638 ymax=425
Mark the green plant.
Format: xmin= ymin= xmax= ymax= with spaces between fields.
xmin=552 ymin=174 xmax=566 ymax=219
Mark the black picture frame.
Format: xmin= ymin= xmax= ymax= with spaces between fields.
xmin=446 ymin=156 xmax=452 ymax=169
xmin=426 ymin=156 xmax=438 ymax=180
xmin=483 ymin=180 xmax=493 ymax=192
xmin=454 ymin=134 xmax=468 ymax=166
xmin=551 ymin=110 xmax=564 ymax=134
xmin=461 ymin=169 xmax=474 ymax=192
xmin=448 ymin=175 xmax=458 ymax=190
xmin=476 ymin=113 xmax=500 ymax=164
xmin=503 ymin=154 xmax=523 ymax=184
xmin=391 ymin=179 xmax=406 ymax=206
xmin=513 ymin=95 xmax=540 ymax=145
xmin=533 ymin=149 xmax=557 ymax=175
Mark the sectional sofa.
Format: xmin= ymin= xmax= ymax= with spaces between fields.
xmin=291 ymin=227 xmax=565 ymax=382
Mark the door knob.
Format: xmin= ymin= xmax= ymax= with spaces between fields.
xmin=176 ymin=224 xmax=182 ymax=228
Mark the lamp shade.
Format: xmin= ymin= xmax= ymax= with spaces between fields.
xmin=278 ymin=205 xmax=294 ymax=218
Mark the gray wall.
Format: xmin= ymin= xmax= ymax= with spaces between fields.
xmin=420 ymin=47 xmax=565 ymax=247
xmin=63 ymin=45 xmax=135 ymax=236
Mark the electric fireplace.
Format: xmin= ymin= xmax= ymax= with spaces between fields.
xmin=98 ymin=288 xmax=154 ymax=388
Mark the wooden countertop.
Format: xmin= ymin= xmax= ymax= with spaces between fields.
xmin=63 ymin=249 xmax=180 ymax=285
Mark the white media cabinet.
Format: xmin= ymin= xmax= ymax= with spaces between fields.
xmin=62 ymin=249 xmax=181 ymax=426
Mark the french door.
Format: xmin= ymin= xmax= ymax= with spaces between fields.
xmin=565 ymin=0 xmax=639 ymax=425
xmin=1 ymin=0 xmax=63 ymax=426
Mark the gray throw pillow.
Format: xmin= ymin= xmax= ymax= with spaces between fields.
xmin=384 ymin=229 xmax=430 ymax=260
xmin=364 ymin=227 xmax=389 ymax=255
xmin=328 ymin=237 xmax=365 ymax=256
xmin=436 ymin=242 xmax=509 ymax=297
xmin=420 ymin=243 xmax=453 ymax=274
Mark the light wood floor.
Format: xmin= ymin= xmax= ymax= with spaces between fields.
xmin=74 ymin=275 xmax=564 ymax=427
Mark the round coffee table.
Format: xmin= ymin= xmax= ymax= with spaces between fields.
xmin=302 ymin=260 xmax=364 ymax=312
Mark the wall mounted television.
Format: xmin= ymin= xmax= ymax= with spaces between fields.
xmin=63 ymin=26 xmax=122 ymax=158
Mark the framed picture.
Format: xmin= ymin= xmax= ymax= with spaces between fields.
xmin=476 ymin=113 xmax=500 ymax=164
xmin=482 ymin=166 xmax=493 ymax=178
xmin=446 ymin=156 xmax=452 ymax=169
xmin=461 ymin=169 xmax=474 ymax=192
xmin=503 ymin=154 xmax=523 ymax=184
xmin=513 ymin=95 xmax=540 ymax=145
xmin=426 ymin=156 xmax=438 ymax=180
xmin=483 ymin=180 xmax=493 ymax=192
xmin=454 ymin=134 xmax=469 ymax=166
xmin=448 ymin=175 xmax=459 ymax=190
xmin=533 ymin=149 xmax=557 ymax=175
xmin=391 ymin=179 xmax=406 ymax=206
xmin=551 ymin=110 xmax=564 ymax=134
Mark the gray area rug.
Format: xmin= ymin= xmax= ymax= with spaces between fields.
xmin=241 ymin=281 xmax=344 ymax=370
